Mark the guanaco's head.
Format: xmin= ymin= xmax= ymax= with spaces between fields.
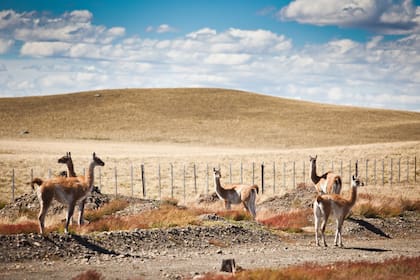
xmin=92 ymin=152 xmax=105 ymax=167
xmin=309 ymin=155 xmax=317 ymax=163
xmin=351 ymin=175 xmax=364 ymax=188
xmin=213 ymin=167 xmax=221 ymax=178
xmin=58 ymin=152 xmax=72 ymax=164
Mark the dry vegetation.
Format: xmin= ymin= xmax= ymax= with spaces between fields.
xmin=0 ymin=88 xmax=419 ymax=147
xmin=193 ymin=256 xmax=420 ymax=280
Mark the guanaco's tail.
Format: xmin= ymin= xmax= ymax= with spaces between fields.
xmin=31 ymin=178 xmax=43 ymax=190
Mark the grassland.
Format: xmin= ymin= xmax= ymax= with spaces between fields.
xmin=0 ymin=88 xmax=419 ymax=148
xmin=0 ymin=88 xmax=419 ymax=202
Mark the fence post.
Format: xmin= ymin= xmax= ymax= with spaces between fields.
xmin=349 ymin=160 xmax=352 ymax=184
xmin=302 ymin=161 xmax=305 ymax=185
xmin=170 ymin=163 xmax=174 ymax=198
xmin=390 ymin=158 xmax=393 ymax=187
xmin=193 ymin=163 xmax=197 ymax=194
xmin=141 ymin=163 xmax=146 ymax=198
xmin=114 ymin=166 xmax=118 ymax=197
xmin=11 ymin=168 xmax=15 ymax=202
xmin=398 ymin=158 xmax=401 ymax=183
xmin=273 ymin=161 xmax=276 ymax=194
xmin=293 ymin=161 xmax=296 ymax=188
xmin=261 ymin=162 xmax=264 ymax=194
xmin=340 ymin=160 xmax=343 ymax=179
xmin=382 ymin=159 xmax=385 ymax=186
xmin=283 ymin=162 xmax=286 ymax=189
xmin=415 ymin=156 xmax=417 ymax=183
xmin=30 ymin=168 xmax=33 ymax=184
xmin=48 ymin=169 xmax=51 ymax=179
xmin=406 ymin=157 xmax=409 ymax=183
xmin=365 ymin=159 xmax=369 ymax=186
xmin=374 ymin=159 xmax=377 ymax=186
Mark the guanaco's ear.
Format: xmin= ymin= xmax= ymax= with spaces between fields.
xmin=93 ymin=152 xmax=96 ymax=158
xmin=68 ymin=152 xmax=71 ymax=157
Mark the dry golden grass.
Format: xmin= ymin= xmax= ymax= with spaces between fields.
xmin=194 ymin=256 xmax=420 ymax=280
xmin=1 ymin=88 xmax=419 ymax=148
xmin=0 ymin=88 xmax=419 ymax=203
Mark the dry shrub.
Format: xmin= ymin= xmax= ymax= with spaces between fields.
xmin=72 ymin=270 xmax=104 ymax=280
xmin=81 ymin=204 xmax=204 ymax=233
xmin=230 ymin=256 xmax=419 ymax=280
xmin=259 ymin=208 xmax=312 ymax=232
xmin=84 ymin=199 xmax=129 ymax=222
xmin=0 ymin=221 xmax=38 ymax=235
xmin=354 ymin=194 xmax=420 ymax=218
xmin=216 ymin=210 xmax=252 ymax=221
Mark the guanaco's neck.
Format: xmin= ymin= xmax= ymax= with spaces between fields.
xmin=86 ymin=161 xmax=97 ymax=189
xmin=67 ymin=160 xmax=76 ymax=177
xmin=310 ymin=161 xmax=321 ymax=184
xmin=214 ymin=175 xmax=228 ymax=198
xmin=348 ymin=185 xmax=358 ymax=207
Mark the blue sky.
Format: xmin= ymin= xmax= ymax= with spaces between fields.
xmin=1 ymin=0 xmax=419 ymax=111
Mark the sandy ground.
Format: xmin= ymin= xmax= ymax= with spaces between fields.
xmin=1 ymin=236 xmax=418 ymax=280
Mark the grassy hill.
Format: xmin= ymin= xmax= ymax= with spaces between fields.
xmin=1 ymin=88 xmax=419 ymax=148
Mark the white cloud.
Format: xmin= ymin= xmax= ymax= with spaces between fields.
xmin=0 ymin=38 xmax=13 ymax=53
xmin=0 ymin=9 xmax=419 ymax=111
xmin=0 ymin=9 xmax=125 ymax=51
xmin=279 ymin=0 xmax=419 ymax=35
xmin=156 ymin=24 xmax=177 ymax=33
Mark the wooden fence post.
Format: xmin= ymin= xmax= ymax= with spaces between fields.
xmin=141 ymin=163 xmax=146 ymax=198
xmin=302 ymin=161 xmax=305 ymax=185
xmin=283 ymin=162 xmax=286 ymax=189
xmin=340 ymin=160 xmax=343 ymax=179
xmin=390 ymin=158 xmax=393 ymax=187
xmin=415 ymin=156 xmax=417 ymax=183
xmin=293 ymin=161 xmax=296 ymax=188
xmin=365 ymin=159 xmax=369 ymax=186
xmin=382 ymin=159 xmax=385 ymax=186
xmin=261 ymin=162 xmax=264 ymax=194
xmin=114 ymin=166 xmax=118 ymax=197
xmin=398 ymin=158 xmax=401 ymax=183
xmin=374 ymin=159 xmax=377 ymax=186
xmin=193 ymin=163 xmax=197 ymax=194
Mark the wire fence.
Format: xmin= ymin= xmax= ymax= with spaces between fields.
xmin=7 ymin=156 xmax=419 ymax=203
